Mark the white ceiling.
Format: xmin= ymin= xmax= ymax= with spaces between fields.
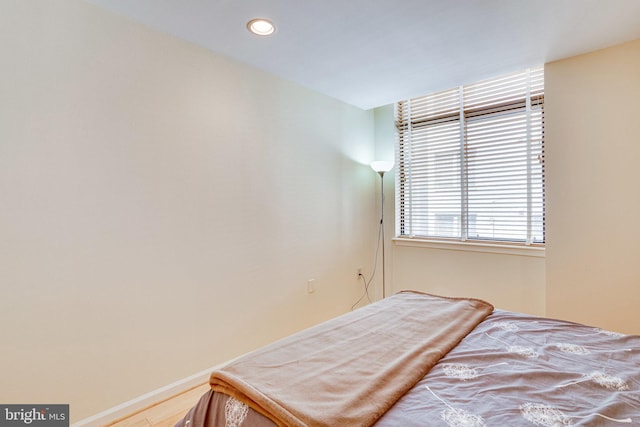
xmin=83 ymin=0 xmax=640 ymax=110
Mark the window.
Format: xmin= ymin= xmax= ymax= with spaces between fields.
xmin=396 ymin=67 xmax=544 ymax=245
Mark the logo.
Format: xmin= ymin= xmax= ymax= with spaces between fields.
xmin=0 ymin=405 xmax=68 ymax=427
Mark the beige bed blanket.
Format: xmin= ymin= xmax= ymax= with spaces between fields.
xmin=209 ymin=291 xmax=494 ymax=427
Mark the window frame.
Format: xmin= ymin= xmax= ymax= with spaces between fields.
xmin=395 ymin=68 xmax=545 ymax=253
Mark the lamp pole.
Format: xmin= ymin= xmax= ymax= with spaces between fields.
xmin=370 ymin=160 xmax=393 ymax=300
xmin=378 ymin=170 xmax=386 ymax=299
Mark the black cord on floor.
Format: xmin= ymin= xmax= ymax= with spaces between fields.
xmin=351 ymin=218 xmax=383 ymax=310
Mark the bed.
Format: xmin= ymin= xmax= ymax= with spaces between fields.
xmin=176 ymin=291 xmax=640 ymax=426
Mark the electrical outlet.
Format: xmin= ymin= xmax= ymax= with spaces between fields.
xmin=307 ymin=279 xmax=315 ymax=294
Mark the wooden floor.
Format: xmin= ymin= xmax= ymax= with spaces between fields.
xmin=106 ymin=382 xmax=210 ymax=427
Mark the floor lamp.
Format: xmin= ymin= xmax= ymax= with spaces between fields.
xmin=370 ymin=160 xmax=393 ymax=299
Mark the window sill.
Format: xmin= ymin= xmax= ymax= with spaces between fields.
xmin=392 ymin=237 xmax=545 ymax=258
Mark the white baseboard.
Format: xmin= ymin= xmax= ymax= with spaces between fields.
xmin=72 ymin=367 xmax=213 ymax=427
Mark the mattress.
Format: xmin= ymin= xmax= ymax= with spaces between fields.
xmin=176 ymin=292 xmax=640 ymax=426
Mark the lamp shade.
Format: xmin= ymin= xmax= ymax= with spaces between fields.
xmin=370 ymin=160 xmax=394 ymax=173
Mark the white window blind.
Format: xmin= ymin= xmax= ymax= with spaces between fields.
xmin=396 ymin=67 xmax=544 ymax=245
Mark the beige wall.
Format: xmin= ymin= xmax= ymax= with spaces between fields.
xmin=545 ymin=38 xmax=640 ymax=334
xmin=392 ymin=245 xmax=545 ymax=314
xmin=0 ymin=0 xmax=375 ymax=421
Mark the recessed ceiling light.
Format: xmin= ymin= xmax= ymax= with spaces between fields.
xmin=247 ymin=18 xmax=275 ymax=36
